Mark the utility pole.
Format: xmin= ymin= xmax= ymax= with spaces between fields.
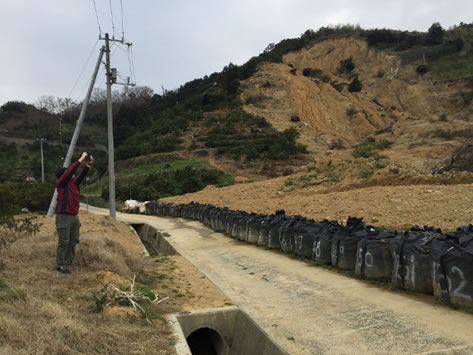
xmin=38 ymin=138 xmax=46 ymax=183
xmin=59 ymin=117 xmax=62 ymax=145
xmin=46 ymin=46 xmax=105 ymax=217
xmin=105 ymin=33 xmax=117 ymax=218
xmin=99 ymin=32 xmax=134 ymax=218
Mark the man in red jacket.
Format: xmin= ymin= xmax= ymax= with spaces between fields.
xmin=55 ymin=151 xmax=93 ymax=274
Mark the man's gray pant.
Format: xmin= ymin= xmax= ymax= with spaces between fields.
xmin=56 ymin=214 xmax=80 ymax=267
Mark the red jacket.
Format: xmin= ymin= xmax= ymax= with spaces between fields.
xmin=55 ymin=160 xmax=89 ymax=215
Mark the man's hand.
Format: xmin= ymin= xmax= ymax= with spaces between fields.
xmin=86 ymin=155 xmax=94 ymax=167
xmin=79 ymin=152 xmax=88 ymax=163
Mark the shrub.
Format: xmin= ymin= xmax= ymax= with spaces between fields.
xmin=439 ymin=113 xmax=448 ymax=122
xmin=302 ymin=68 xmax=323 ymax=78
xmin=348 ymin=76 xmax=363 ymax=92
xmin=204 ymin=110 xmax=306 ymax=161
xmin=461 ymin=91 xmax=473 ymax=104
xmin=290 ymin=115 xmax=301 ymax=122
xmin=321 ymin=74 xmax=331 ymax=83
xmin=103 ymin=164 xmax=234 ymax=201
xmin=0 ymin=185 xmax=16 ymax=216
xmin=195 ymin=150 xmax=209 ymax=157
xmin=0 ymin=101 xmax=27 ymax=114
xmin=375 ymin=125 xmax=393 ymax=135
xmin=352 ymin=140 xmax=377 ymax=158
xmin=0 ymin=215 xmax=41 ymax=261
xmin=359 ymin=169 xmax=373 ymax=179
xmin=337 ymin=57 xmax=355 ymax=74
xmin=376 ymin=139 xmax=393 ymax=150
xmin=302 ymin=68 xmax=312 ymax=77
xmin=245 ymin=95 xmax=266 ymax=105
xmin=0 ymin=182 xmax=54 ymax=213
xmin=416 ymin=64 xmax=428 ymax=75
xmin=433 ymin=129 xmax=452 ymax=139
xmin=346 ymin=105 xmax=357 ymax=117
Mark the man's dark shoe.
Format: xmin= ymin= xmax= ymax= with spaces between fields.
xmin=56 ymin=266 xmax=71 ymax=274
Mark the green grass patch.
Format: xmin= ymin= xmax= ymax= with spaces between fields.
xmin=117 ymin=159 xmax=210 ymax=177
xmin=430 ymin=52 xmax=473 ymax=80
xmin=0 ymin=279 xmax=26 ymax=302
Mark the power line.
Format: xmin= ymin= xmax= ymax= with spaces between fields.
xmin=129 ymin=44 xmax=137 ymax=84
xmin=114 ymin=43 xmax=135 ymax=86
xmin=86 ymin=39 xmax=134 ymax=100
xmin=75 ymin=43 xmax=118 ymax=102
xmin=68 ymin=39 xmax=99 ymax=98
xmin=120 ymin=0 xmax=125 ymax=39
xmin=109 ymin=0 xmax=117 ymax=38
xmin=127 ymin=46 xmax=133 ymax=83
xmin=92 ymin=0 xmax=102 ymax=35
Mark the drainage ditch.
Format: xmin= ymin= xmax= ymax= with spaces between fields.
xmin=131 ymin=224 xmax=285 ymax=354
xmin=169 ymin=306 xmax=286 ymax=355
xmin=131 ymin=223 xmax=178 ymax=256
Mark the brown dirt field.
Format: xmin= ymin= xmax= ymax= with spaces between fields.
xmin=163 ymin=178 xmax=473 ymax=232
xmin=0 ymin=212 xmax=230 ymax=355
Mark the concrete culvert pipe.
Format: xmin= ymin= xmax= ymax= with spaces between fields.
xmin=186 ymin=327 xmax=227 ymax=355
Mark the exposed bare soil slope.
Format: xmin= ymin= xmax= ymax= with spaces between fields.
xmin=240 ymin=38 xmax=473 ymax=174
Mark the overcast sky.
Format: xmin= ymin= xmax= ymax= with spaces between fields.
xmin=0 ymin=0 xmax=471 ymax=106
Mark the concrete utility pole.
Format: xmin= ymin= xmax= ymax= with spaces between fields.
xmin=38 ymin=138 xmax=46 ymax=183
xmin=59 ymin=117 xmax=62 ymax=146
xmin=105 ymin=33 xmax=117 ymax=218
xmin=99 ymin=32 xmax=134 ymax=218
xmin=46 ymin=46 xmax=105 ymax=217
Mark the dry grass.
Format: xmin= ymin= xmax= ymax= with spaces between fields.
xmin=0 ymin=213 xmax=178 ymax=355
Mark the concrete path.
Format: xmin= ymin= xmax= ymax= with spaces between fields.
xmin=84 ymin=205 xmax=473 ymax=355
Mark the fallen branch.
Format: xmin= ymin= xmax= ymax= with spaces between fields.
xmin=94 ymin=275 xmax=169 ymax=324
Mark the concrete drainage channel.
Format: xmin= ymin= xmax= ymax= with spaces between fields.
xmin=131 ymin=223 xmax=179 ymax=256
xmin=131 ymin=223 xmax=286 ymax=355
xmin=169 ymin=307 xmax=286 ymax=355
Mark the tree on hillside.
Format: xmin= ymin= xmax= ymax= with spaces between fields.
xmin=337 ymin=57 xmax=355 ymax=74
xmin=219 ymin=63 xmax=240 ymax=95
xmin=348 ymin=76 xmax=363 ymax=92
xmin=426 ymin=22 xmax=444 ymax=45
xmin=125 ymin=86 xmax=154 ymax=100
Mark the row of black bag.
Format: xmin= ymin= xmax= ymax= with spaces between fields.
xmin=144 ymin=201 xmax=473 ymax=309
